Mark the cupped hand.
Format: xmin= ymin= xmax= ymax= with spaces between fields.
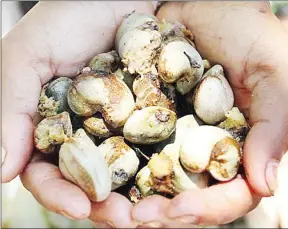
xmin=132 ymin=2 xmax=288 ymax=227
xmin=2 ymin=1 xmax=155 ymax=227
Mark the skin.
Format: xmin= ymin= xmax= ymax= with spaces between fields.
xmin=270 ymin=16 xmax=288 ymax=229
xmin=132 ymin=1 xmax=288 ymax=228
xmin=2 ymin=1 xmax=288 ymax=228
xmin=2 ymin=1 xmax=154 ymax=227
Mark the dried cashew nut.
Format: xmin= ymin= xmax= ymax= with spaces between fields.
xmin=116 ymin=13 xmax=162 ymax=75
xmin=158 ymin=40 xmax=204 ymax=95
xmin=98 ymin=136 xmax=140 ymax=190
xmin=83 ymin=115 xmax=122 ymax=139
xmin=180 ymin=125 xmax=241 ymax=181
xmin=193 ymin=64 xmax=234 ymax=125
xmin=67 ymin=72 xmax=135 ymax=128
xmin=218 ymin=107 xmax=250 ymax=145
xmin=123 ymin=106 xmax=177 ymax=144
xmin=136 ymin=143 xmax=208 ymax=197
xmin=34 ymin=111 xmax=72 ymax=153
xmin=59 ymin=129 xmax=111 ymax=202
xmin=88 ymin=50 xmax=120 ymax=73
xmin=38 ymin=77 xmax=72 ymax=117
xmin=133 ymin=73 xmax=176 ymax=111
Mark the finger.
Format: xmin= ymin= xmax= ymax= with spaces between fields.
xmin=275 ymin=152 xmax=288 ymax=227
xmin=20 ymin=153 xmax=91 ymax=220
xmin=89 ymin=192 xmax=136 ymax=228
xmin=133 ymin=177 xmax=261 ymax=226
xmin=243 ymin=76 xmax=288 ymax=197
xmin=132 ymin=195 xmax=198 ymax=228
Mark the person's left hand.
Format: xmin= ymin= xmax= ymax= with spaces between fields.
xmin=2 ymin=2 xmax=155 ymax=228
xmin=132 ymin=2 xmax=288 ymax=228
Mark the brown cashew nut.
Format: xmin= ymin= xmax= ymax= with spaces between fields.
xmin=67 ymin=72 xmax=135 ymax=128
xmin=34 ymin=111 xmax=72 ymax=154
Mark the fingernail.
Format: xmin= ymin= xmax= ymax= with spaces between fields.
xmin=60 ymin=210 xmax=78 ymax=220
xmin=139 ymin=221 xmax=163 ymax=228
xmin=265 ymin=159 xmax=279 ymax=195
xmin=174 ymin=215 xmax=198 ymax=224
xmin=93 ymin=221 xmax=114 ymax=228
xmin=2 ymin=146 xmax=7 ymax=165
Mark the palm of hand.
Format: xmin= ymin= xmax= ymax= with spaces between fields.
xmin=2 ymin=1 xmax=288 ymax=228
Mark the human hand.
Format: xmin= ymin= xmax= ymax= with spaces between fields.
xmin=2 ymin=1 xmax=155 ymax=227
xmin=132 ymin=2 xmax=288 ymax=227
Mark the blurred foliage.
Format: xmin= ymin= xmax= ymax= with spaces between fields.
xmin=271 ymin=1 xmax=288 ymax=15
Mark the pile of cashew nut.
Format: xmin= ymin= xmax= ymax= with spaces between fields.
xmin=34 ymin=13 xmax=250 ymax=203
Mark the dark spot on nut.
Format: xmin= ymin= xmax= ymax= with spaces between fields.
xmin=112 ymin=169 xmax=129 ymax=183
xmin=155 ymin=110 xmax=170 ymax=122
xmin=183 ymin=51 xmax=201 ymax=68
xmin=95 ymin=70 xmax=109 ymax=76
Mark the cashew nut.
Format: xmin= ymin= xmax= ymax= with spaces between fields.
xmin=136 ymin=143 xmax=208 ymax=197
xmin=193 ymin=64 xmax=234 ymax=125
xmin=133 ymin=74 xmax=176 ymax=111
xmin=98 ymin=136 xmax=140 ymax=190
xmin=88 ymin=50 xmax=120 ymax=73
xmin=218 ymin=107 xmax=250 ymax=145
xmin=67 ymin=72 xmax=135 ymax=128
xmin=59 ymin=129 xmax=111 ymax=202
xmin=116 ymin=13 xmax=162 ymax=75
xmin=38 ymin=77 xmax=72 ymax=117
xmin=180 ymin=125 xmax=241 ymax=181
xmin=123 ymin=106 xmax=177 ymax=144
xmin=158 ymin=40 xmax=204 ymax=95
xmin=34 ymin=111 xmax=72 ymax=153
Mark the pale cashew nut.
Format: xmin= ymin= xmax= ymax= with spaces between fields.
xmin=123 ymin=106 xmax=177 ymax=144
xmin=59 ymin=129 xmax=111 ymax=202
xmin=116 ymin=13 xmax=162 ymax=75
xmin=180 ymin=125 xmax=241 ymax=181
xmin=158 ymin=40 xmax=204 ymax=95
xmin=193 ymin=64 xmax=234 ymax=125
xmin=98 ymin=136 xmax=140 ymax=190
xmin=67 ymin=72 xmax=135 ymax=128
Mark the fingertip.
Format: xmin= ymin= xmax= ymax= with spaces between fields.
xmin=132 ymin=195 xmax=170 ymax=223
xmin=20 ymin=158 xmax=91 ymax=220
xmin=243 ymin=122 xmax=283 ymax=197
xmin=90 ymin=192 xmax=135 ymax=228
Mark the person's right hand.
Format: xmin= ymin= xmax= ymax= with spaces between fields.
xmin=2 ymin=2 xmax=155 ymax=227
xmin=131 ymin=2 xmax=288 ymax=227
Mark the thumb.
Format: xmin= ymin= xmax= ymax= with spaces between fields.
xmin=275 ymin=151 xmax=288 ymax=227
xmin=243 ymin=75 xmax=288 ymax=197
xmin=1 ymin=62 xmax=48 ymax=183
